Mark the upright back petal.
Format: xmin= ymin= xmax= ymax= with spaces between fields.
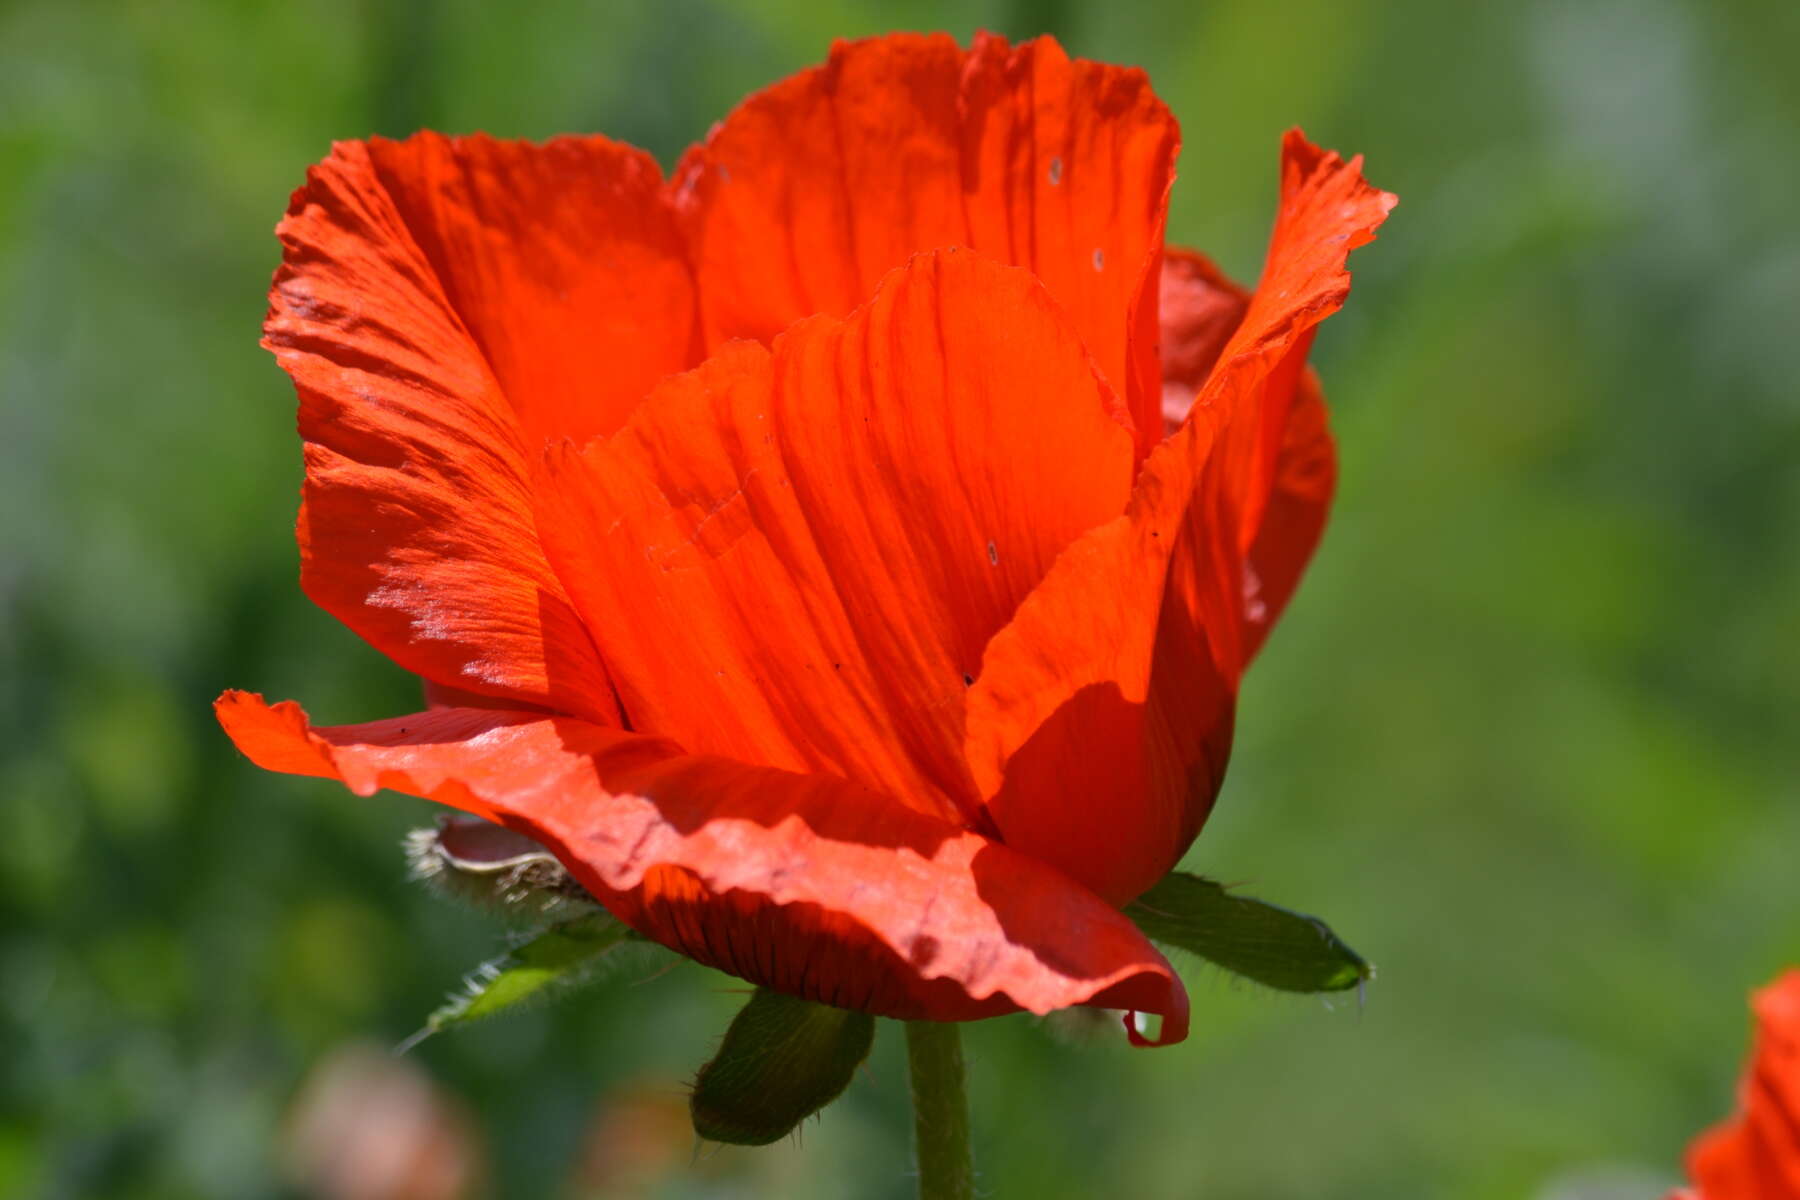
xmin=673 ymin=32 xmax=1178 ymax=454
xmin=360 ymin=133 xmax=698 ymax=447
xmin=533 ymin=250 xmax=1134 ymax=822
xmin=266 ymin=135 xmax=696 ymax=716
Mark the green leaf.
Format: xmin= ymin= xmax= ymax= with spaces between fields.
xmin=1126 ymin=871 xmax=1372 ymax=993
xmin=408 ymin=910 xmax=635 ymax=1046
xmin=690 ymin=988 xmax=875 ymax=1146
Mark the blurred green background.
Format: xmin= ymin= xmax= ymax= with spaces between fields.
xmin=3 ymin=0 xmax=1797 ymax=1197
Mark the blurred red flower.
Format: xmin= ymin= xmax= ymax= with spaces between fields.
xmin=1674 ymin=971 xmax=1800 ymax=1198
xmin=217 ymin=32 xmax=1392 ymax=1045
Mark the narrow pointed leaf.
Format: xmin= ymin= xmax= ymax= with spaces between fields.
xmin=1126 ymin=871 xmax=1371 ymax=993
xmin=690 ymin=988 xmax=875 ymax=1146
xmin=422 ymin=910 xmax=635 ymax=1036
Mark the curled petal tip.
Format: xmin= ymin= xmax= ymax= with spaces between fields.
xmin=1122 ymin=1004 xmax=1190 ymax=1049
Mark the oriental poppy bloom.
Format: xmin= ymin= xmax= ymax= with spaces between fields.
xmin=1673 ymin=971 xmax=1800 ymax=1199
xmin=217 ymin=31 xmax=1393 ymax=1047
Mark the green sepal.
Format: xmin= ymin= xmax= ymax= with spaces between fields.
xmin=1126 ymin=871 xmax=1372 ymax=993
xmin=690 ymin=988 xmax=875 ymax=1146
xmin=404 ymin=815 xmax=594 ymax=915
xmin=408 ymin=910 xmax=636 ymax=1046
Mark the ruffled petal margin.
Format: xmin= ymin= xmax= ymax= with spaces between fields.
xmin=354 ymin=133 xmax=699 ymax=448
xmin=214 ymin=691 xmax=1191 ymax=1045
xmin=1198 ymin=132 xmax=1393 ymax=670
xmin=267 ymin=133 xmax=696 ymax=722
xmin=965 ymin=132 xmax=1395 ymax=906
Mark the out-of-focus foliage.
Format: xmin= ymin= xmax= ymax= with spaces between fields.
xmin=2 ymin=0 xmax=1796 ymax=1197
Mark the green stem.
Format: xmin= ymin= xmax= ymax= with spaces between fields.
xmin=904 ymin=1020 xmax=974 ymax=1200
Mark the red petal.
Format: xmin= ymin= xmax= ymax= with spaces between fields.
xmin=533 ymin=250 xmax=1133 ymax=827
xmin=1687 ymin=971 xmax=1800 ymax=1198
xmin=420 ymin=678 xmax=549 ymax=713
xmin=672 ymin=32 xmax=1177 ymax=452
xmin=1241 ymin=367 xmax=1336 ymax=662
xmin=1158 ymin=246 xmax=1250 ymax=432
xmin=268 ymin=134 xmax=695 ymax=720
xmin=214 ymin=691 xmax=1190 ymax=1043
xmin=1158 ymin=244 xmax=1339 ymax=663
xmin=359 ymin=134 xmax=697 ymax=447
xmin=967 ymin=133 xmax=1393 ymax=905
xmin=1201 ymin=133 xmax=1391 ymax=653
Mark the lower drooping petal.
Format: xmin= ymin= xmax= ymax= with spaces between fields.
xmin=1159 ymin=244 xmax=1338 ymax=664
xmin=966 ymin=132 xmax=1395 ymax=907
xmin=213 ymin=691 xmax=1190 ymax=1043
xmin=673 ymin=32 xmax=1178 ymax=452
xmin=533 ymin=250 xmax=1134 ymax=825
xmin=268 ymin=134 xmax=695 ymax=722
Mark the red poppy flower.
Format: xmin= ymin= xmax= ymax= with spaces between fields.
xmin=1673 ymin=971 xmax=1800 ymax=1198
xmin=217 ymin=31 xmax=1393 ymax=1046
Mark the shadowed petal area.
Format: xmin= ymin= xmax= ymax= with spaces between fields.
xmin=533 ymin=250 xmax=1133 ymax=824
xmin=673 ymin=32 xmax=1178 ymax=452
xmin=267 ymin=134 xmax=696 ymax=720
xmin=1683 ymin=971 xmax=1800 ymax=1199
xmin=1239 ymin=368 xmax=1336 ymax=662
xmin=1158 ymin=246 xmax=1250 ymax=430
xmin=966 ymin=133 xmax=1395 ymax=906
xmin=1159 ymin=244 xmax=1339 ymax=663
xmin=213 ymin=691 xmax=1190 ymax=1043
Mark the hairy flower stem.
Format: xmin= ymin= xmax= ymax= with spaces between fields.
xmin=904 ymin=1020 xmax=974 ymax=1200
